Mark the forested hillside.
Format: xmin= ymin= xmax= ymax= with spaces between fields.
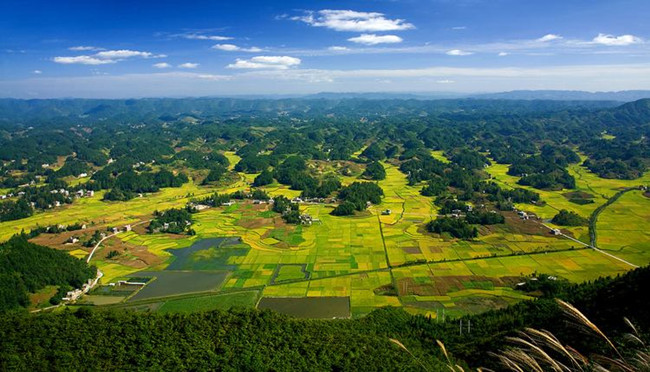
xmin=0 ymin=265 xmax=647 ymax=371
xmin=0 ymin=235 xmax=96 ymax=311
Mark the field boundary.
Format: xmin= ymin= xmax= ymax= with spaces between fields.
xmin=540 ymin=223 xmax=638 ymax=269
xmin=588 ymin=187 xmax=639 ymax=247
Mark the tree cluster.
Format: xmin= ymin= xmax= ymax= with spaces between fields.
xmin=147 ymin=207 xmax=196 ymax=235
xmin=102 ymin=170 xmax=188 ymax=201
xmin=426 ymin=217 xmax=478 ymax=239
xmin=332 ymin=182 xmax=383 ymax=215
xmin=551 ymin=209 xmax=588 ymax=226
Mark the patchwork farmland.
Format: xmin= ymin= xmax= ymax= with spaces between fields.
xmin=10 ymin=153 xmax=645 ymax=318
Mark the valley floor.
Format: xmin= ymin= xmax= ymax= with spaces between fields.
xmin=5 ymin=152 xmax=649 ymax=318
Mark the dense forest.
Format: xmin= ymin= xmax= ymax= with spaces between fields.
xmin=0 ymin=264 xmax=647 ymax=371
xmin=0 ymin=235 xmax=96 ymax=312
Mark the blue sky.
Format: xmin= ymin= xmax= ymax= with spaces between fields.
xmin=1 ymin=0 xmax=650 ymax=97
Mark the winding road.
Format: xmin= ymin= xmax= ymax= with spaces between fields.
xmin=86 ymin=219 xmax=150 ymax=263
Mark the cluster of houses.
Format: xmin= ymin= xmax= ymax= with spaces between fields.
xmin=76 ymin=189 xmax=95 ymax=198
xmin=450 ymin=209 xmax=463 ymax=218
xmin=515 ymin=275 xmax=558 ymax=288
xmin=111 ymin=224 xmax=132 ymax=234
xmin=48 ymin=188 xmax=94 ymax=198
xmin=50 ymin=188 xmax=71 ymax=197
xmin=191 ymin=203 xmax=210 ymax=211
xmin=290 ymin=197 xmax=338 ymax=204
xmin=0 ymin=188 xmax=32 ymax=199
xmin=48 ymin=223 xmax=87 ymax=235
xmin=190 ymin=196 xmax=339 ymax=210
xmin=514 ymin=209 xmax=538 ymax=221
xmin=444 ymin=204 xmax=474 ymax=219
xmin=0 ymin=187 xmax=90 ymax=203
xmin=298 ymin=213 xmax=320 ymax=225
xmin=62 ymin=269 xmax=103 ymax=302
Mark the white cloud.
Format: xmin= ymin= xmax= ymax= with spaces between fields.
xmin=95 ymin=50 xmax=154 ymax=59
xmin=240 ymin=63 xmax=650 ymax=85
xmin=446 ymin=49 xmax=473 ymax=56
xmin=195 ymin=73 xmax=231 ymax=81
xmin=69 ymin=46 xmax=104 ymax=51
xmin=536 ymin=34 xmax=562 ymax=42
xmin=592 ymin=33 xmax=643 ymax=46
xmin=498 ymin=52 xmax=509 ymax=56
xmin=291 ymin=9 xmax=414 ymax=32
xmin=53 ymin=56 xmax=117 ymax=65
xmin=32 ymin=70 xmax=42 ymax=74
xmin=212 ymin=44 xmax=239 ymax=51
xmin=212 ymin=44 xmax=263 ymax=52
xmin=227 ymin=56 xmax=301 ymax=70
xmin=328 ymin=46 xmax=349 ymax=51
xmin=436 ymin=79 xmax=455 ymax=84
xmin=348 ymin=34 xmax=403 ymax=45
xmin=54 ymin=49 xmax=163 ymax=65
xmin=178 ymin=62 xmax=199 ymax=69
xmin=183 ymin=33 xmax=232 ymax=41
xmin=452 ymin=26 xmax=467 ymax=30
xmin=153 ymin=62 xmax=171 ymax=69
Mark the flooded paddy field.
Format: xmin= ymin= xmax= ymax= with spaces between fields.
xmin=127 ymin=270 xmax=229 ymax=302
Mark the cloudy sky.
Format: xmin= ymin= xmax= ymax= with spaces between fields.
xmin=1 ymin=0 xmax=650 ymax=97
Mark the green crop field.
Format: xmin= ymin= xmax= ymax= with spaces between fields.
xmin=4 ymin=147 xmax=648 ymax=318
xmin=596 ymin=190 xmax=650 ymax=266
xmin=157 ymin=291 xmax=260 ymax=313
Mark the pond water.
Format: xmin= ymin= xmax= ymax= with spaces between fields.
xmin=127 ymin=270 xmax=228 ymax=302
xmin=165 ymin=237 xmax=248 ymax=271
xmin=124 ymin=237 xmax=248 ymax=302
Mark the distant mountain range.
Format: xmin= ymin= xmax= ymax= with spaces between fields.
xmin=0 ymin=97 xmax=626 ymax=123
xmin=471 ymin=90 xmax=650 ymax=102
xmin=305 ymin=90 xmax=650 ymax=102
xmin=303 ymin=92 xmax=467 ymax=100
